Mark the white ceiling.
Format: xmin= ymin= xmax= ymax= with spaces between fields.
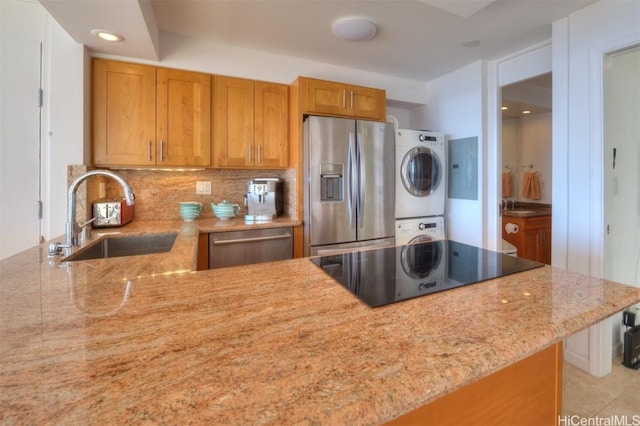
xmin=39 ymin=0 xmax=597 ymax=82
xmin=502 ymin=72 xmax=553 ymax=117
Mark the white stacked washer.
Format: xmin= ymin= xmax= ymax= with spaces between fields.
xmin=395 ymin=128 xmax=447 ymax=245
xmin=395 ymin=216 xmax=447 ymax=300
xmin=395 ymin=216 xmax=446 ymax=245
xmin=395 ymin=129 xmax=446 ymax=219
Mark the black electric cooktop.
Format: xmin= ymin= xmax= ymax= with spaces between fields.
xmin=309 ymin=240 xmax=544 ymax=308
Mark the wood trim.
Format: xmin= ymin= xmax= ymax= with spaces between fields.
xmin=196 ymin=233 xmax=209 ymax=270
xmin=292 ymin=226 xmax=303 ymax=259
xmin=289 ymin=78 xmax=304 ymax=257
xmin=386 ymin=343 xmax=563 ymax=425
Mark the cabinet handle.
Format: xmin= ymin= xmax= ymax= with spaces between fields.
xmin=212 ymin=233 xmax=292 ymax=245
xmin=342 ymin=89 xmax=346 ymax=108
xmin=248 ymin=145 xmax=253 ymax=163
xmin=159 ymin=140 xmax=164 ymax=162
xmin=257 ymin=144 xmax=262 ymax=164
xmin=350 ymin=90 xmax=354 ymax=109
xmin=147 ymin=140 xmax=152 ymax=162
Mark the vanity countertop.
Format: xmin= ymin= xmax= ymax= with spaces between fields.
xmin=502 ymin=203 xmax=552 ymax=218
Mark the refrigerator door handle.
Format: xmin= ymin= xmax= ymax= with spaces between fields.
xmin=347 ymin=132 xmax=357 ymax=228
xmin=356 ymin=132 xmax=364 ymax=226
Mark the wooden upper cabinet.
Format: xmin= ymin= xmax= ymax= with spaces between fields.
xmin=156 ymin=68 xmax=211 ymax=166
xmin=213 ymin=76 xmax=288 ymax=168
xmin=299 ymin=77 xmax=386 ymax=121
xmin=213 ymin=76 xmax=255 ymax=167
xmin=92 ymin=59 xmax=156 ymax=166
xmin=349 ymin=85 xmax=386 ymax=120
xmin=254 ymin=82 xmax=288 ymax=168
xmin=92 ymin=59 xmax=211 ymax=167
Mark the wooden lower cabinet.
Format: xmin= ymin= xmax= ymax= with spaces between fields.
xmin=502 ymin=215 xmax=552 ymax=264
xmin=387 ymin=343 xmax=563 ymax=425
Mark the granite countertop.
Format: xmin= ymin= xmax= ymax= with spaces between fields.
xmin=2 ymin=218 xmax=639 ymax=424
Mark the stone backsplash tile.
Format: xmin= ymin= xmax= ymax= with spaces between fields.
xmin=73 ymin=167 xmax=297 ymax=221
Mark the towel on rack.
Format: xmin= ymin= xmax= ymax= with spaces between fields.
xmin=522 ymin=172 xmax=541 ymax=199
xmin=502 ymin=172 xmax=512 ymax=197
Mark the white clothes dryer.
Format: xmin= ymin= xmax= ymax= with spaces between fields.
xmin=395 ymin=129 xmax=446 ymax=219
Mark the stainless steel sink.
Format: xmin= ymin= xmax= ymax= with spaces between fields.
xmin=63 ymin=233 xmax=177 ymax=262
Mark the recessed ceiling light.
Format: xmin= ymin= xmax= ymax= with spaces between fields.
xmin=461 ymin=39 xmax=481 ymax=48
xmin=91 ymin=29 xmax=124 ymax=42
xmin=332 ymin=17 xmax=377 ymax=41
xmin=501 ymin=106 xmax=508 ymax=110
xmin=522 ymin=110 xmax=531 ymax=114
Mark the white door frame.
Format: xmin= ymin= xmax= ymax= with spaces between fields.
xmin=486 ymin=41 xmax=552 ymax=253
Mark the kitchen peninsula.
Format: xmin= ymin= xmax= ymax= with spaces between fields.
xmin=2 ymin=220 xmax=639 ymax=425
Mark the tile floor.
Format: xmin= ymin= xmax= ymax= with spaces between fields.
xmin=563 ymin=356 xmax=640 ymax=418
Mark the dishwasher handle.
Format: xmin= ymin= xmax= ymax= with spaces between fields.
xmin=211 ymin=232 xmax=292 ymax=245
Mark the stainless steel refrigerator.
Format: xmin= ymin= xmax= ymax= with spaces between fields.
xmin=303 ymin=116 xmax=395 ymax=256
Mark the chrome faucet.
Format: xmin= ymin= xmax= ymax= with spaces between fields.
xmin=51 ymin=170 xmax=135 ymax=254
xmin=501 ymin=199 xmax=516 ymax=211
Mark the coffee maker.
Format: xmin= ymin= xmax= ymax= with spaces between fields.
xmin=245 ymin=177 xmax=284 ymax=222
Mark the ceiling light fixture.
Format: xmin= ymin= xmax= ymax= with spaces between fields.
xmin=501 ymin=106 xmax=508 ymax=111
xmin=522 ymin=110 xmax=531 ymax=114
xmin=332 ymin=17 xmax=377 ymax=41
xmin=461 ymin=39 xmax=481 ymax=48
xmin=91 ymin=29 xmax=124 ymax=42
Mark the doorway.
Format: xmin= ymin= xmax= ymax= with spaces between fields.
xmin=603 ymin=44 xmax=640 ymax=353
xmin=501 ymin=74 xmax=552 ymax=204
xmin=499 ymin=73 xmax=553 ymax=255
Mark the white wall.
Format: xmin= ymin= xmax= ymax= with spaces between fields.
xmin=518 ymin=112 xmax=552 ymax=204
xmin=501 ymin=117 xmax=518 ymax=197
xmin=553 ymin=0 xmax=640 ymax=375
xmin=553 ymin=0 xmax=640 ymax=275
xmin=41 ymin=10 xmax=87 ymax=246
xmin=603 ymin=45 xmax=640 ymax=356
xmin=1 ymin=1 xmax=43 ymax=259
xmin=420 ymin=61 xmax=486 ymax=247
xmin=0 ymin=0 xmax=86 ymax=259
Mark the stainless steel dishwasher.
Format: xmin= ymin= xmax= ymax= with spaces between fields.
xmin=209 ymin=227 xmax=293 ymax=269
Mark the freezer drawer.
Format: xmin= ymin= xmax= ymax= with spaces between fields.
xmin=209 ymin=227 xmax=293 ymax=269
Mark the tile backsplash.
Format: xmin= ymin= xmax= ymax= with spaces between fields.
xmin=69 ymin=166 xmax=297 ymax=222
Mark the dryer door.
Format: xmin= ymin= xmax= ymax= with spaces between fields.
xmin=400 ymin=147 xmax=442 ymax=196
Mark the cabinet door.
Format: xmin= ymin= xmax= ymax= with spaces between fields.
xmin=255 ymin=82 xmax=288 ymax=168
xmin=348 ymin=85 xmax=386 ymax=120
xmin=156 ymin=68 xmax=211 ymax=166
xmin=522 ymin=230 xmax=539 ymax=262
xmin=213 ymin=76 xmax=254 ymax=167
xmin=536 ymin=229 xmax=552 ymax=265
xmin=302 ymin=78 xmax=347 ymax=116
xmin=92 ymin=59 xmax=156 ymax=166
